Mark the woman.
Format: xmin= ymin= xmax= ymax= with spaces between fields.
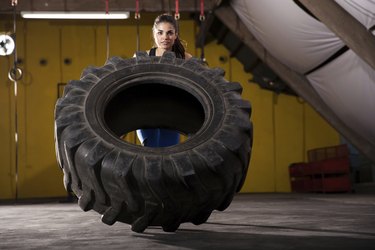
xmin=136 ymin=13 xmax=192 ymax=147
xmin=147 ymin=13 xmax=192 ymax=59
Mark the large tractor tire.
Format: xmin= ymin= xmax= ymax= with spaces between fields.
xmin=54 ymin=51 xmax=253 ymax=233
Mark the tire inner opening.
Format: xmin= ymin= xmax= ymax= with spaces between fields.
xmin=104 ymin=83 xmax=206 ymax=145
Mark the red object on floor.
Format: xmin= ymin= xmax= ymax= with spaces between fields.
xmin=289 ymin=144 xmax=352 ymax=193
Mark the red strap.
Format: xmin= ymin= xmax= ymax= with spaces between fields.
xmin=105 ymin=0 xmax=109 ymax=14
xmin=135 ymin=0 xmax=140 ymax=19
xmin=175 ymin=0 xmax=180 ymax=20
xmin=200 ymin=0 xmax=205 ymax=21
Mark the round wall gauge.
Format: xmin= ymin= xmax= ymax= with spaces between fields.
xmin=0 ymin=34 xmax=15 ymax=56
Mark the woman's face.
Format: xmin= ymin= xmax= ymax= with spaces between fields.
xmin=154 ymin=22 xmax=177 ymax=51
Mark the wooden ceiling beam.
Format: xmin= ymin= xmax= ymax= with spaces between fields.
xmin=0 ymin=0 xmax=222 ymax=13
xmin=299 ymin=0 xmax=375 ymax=71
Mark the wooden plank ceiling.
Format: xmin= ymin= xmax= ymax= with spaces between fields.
xmin=0 ymin=0 xmax=222 ymax=13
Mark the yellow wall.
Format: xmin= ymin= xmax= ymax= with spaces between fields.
xmin=201 ymin=43 xmax=340 ymax=192
xmin=0 ymin=15 xmax=339 ymax=199
xmin=0 ymin=45 xmax=13 ymax=199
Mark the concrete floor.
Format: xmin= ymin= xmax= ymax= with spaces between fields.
xmin=1 ymin=193 xmax=375 ymax=249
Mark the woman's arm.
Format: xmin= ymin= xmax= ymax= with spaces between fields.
xmin=185 ymin=52 xmax=193 ymax=59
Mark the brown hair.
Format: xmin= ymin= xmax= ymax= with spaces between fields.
xmin=153 ymin=13 xmax=186 ymax=59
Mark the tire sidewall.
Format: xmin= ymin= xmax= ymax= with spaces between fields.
xmin=84 ymin=59 xmax=227 ymax=155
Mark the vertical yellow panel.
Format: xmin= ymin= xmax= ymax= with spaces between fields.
xmin=99 ymin=22 xmax=111 ymax=60
xmin=0 ymin=21 xmax=14 ymax=199
xmin=95 ymin=20 xmax=147 ymax=64
xmin=274 ymin=94 xmax=304 ymax=192
xmin=202 ymin=42 xmax=231 ymax=73
xmin=138 ymin=23 xmax=154 ymax=52
xmin=18 ymin=20 xmax=66 ymax=198
xmin=304 ymin=104 xmax=340 ymax=155
xmin=133 ymin=15 xmax=157 ymax=53
xmin=178 ymin=19 xmax=197 ymax=57
xmin=60 ymin=23 xmax=98 ymax=82
xmin=230 ymin=58 xmax=276 ymax=192
xmin=0 ymin=60 xmax=13 ymax=199
xmin=107 ymin=23 xmax=134 ymax=59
